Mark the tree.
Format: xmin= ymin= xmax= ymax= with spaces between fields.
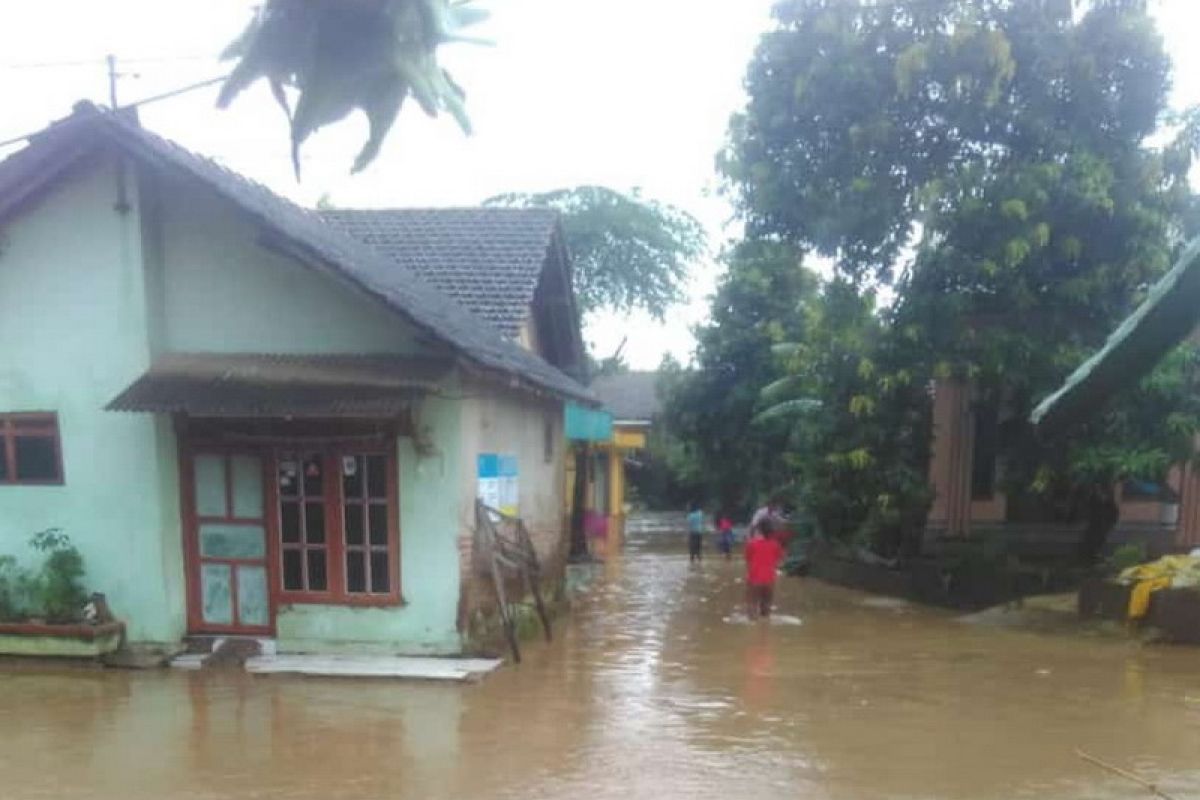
xmin=218 ymin=0 xmax=488 ymax=177
xmin=659 ymin=240 xmax=819 ymax=515
xmin=486 ymin=186 xmax=706 ymax=320
xmin=758 ymin=281 xmax=934 ymax=555
xmin=721 ymin=0 xmax=1200 ymax=559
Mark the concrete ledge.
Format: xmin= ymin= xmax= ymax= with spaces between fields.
xmin=1079 ymin=578 xmax=1200 ymax=644
xmin=0 ymin=621 xmax=125 ymax=658
xmin=244 ymin=654 xmax=503 ymax=682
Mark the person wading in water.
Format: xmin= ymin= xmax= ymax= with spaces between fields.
xmin=744 ymin=519 xmax=785 ymax=619
xmin=687 ymin=503 xmax=706 ymax=563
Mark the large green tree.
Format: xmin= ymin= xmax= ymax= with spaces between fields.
xmin=721 ymin=0 xmax=1200 ymax=559
xmin=659 ymin=240 xmax=819 ymax=515
xmin=486 ymin=186 xmax=706 ymax=320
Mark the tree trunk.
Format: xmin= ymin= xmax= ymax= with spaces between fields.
xmin=568 ymin=444 xmax=591 ymax=561
xmin=1078 ymin=482 xmax=1119 ymax=564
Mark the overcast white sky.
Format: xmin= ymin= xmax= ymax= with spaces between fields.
xmin=0 ymin=1 xmax=1197 ymax=369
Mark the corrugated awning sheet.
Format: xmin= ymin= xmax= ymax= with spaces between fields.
xmin=107 ymin=353 xmax=454 ymax=418
xmin=1032 ymin=236 xmax=1200 ymax=433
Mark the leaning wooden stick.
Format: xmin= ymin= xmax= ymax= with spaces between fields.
xmin=1075 ymin=749 xmax=1179 ymax=800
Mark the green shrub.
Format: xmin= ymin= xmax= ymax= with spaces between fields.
xmin=0 ymin=555 xmax=28 ymax=622
xmin=27 ymin=529 xmax=88 ymax=623
xmin=0 ymin=530 xmax=89 ymax=624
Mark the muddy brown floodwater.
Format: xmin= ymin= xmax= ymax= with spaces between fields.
xmin=2 ymin=534 xmax=1199 ymax=800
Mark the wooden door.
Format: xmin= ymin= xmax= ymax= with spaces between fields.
xmin=183 ymin=450 xmax=273 ymax=635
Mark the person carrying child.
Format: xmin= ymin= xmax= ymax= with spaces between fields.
xmin=744 ymin=519 xmax=785 ymax=619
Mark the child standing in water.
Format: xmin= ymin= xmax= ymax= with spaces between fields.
xmin=745 ymin=521 xmax=785 ymax=619
xmin=717 ymin=514 xmax=735 ymax=559
xmin=686 ymin=503 xmax=705 ymax=562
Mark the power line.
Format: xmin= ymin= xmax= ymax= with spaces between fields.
xmin=0 ymin=54 xmax=217 ymax=70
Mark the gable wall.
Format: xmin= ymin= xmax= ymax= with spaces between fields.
xmin=151 ymin=171 xmax=425 ymax=356
xmin=0 ymin=157 xmax=184 ymax=642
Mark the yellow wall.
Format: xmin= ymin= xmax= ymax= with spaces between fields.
xmin=563 ymin=423 xmax=647 ymax=556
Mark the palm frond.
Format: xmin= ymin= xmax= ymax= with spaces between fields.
xmin=218 ymin=0 xmax=488 ymax=177
xmin=759 ymin=375 xmax=808 ymax=405
xmin=752 ymin=398 xmax=822 ymax=425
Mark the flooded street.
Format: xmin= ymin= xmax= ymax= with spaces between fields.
xmin=2 ymin=534 xmax=1199 ymax=800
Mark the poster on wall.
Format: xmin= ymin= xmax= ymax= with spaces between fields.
xmin=498 ymin=455 xmax=519 ymax=517
xmin=477 ymin=453 xmax=519 ymax=517
xmin=477 ymin=454 xmax=501 ymax=510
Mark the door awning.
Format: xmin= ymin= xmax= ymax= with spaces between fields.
xmin=107 ymin=353 xmax=454 ymax=418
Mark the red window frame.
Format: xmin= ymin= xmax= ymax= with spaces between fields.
xmin=0 ymin=413 xmax=64 ymax=486
xmin=273 ymin=446 xmax=401 ymax=607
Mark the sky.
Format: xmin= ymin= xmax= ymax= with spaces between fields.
xmin=0 ymin=1 xmax=1197 ymax=369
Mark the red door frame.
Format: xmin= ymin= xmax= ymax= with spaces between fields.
xmin=178 ymin=426 xmax=404 ymax=635
xmin=178 ymin=442 xmax=278 ymax=636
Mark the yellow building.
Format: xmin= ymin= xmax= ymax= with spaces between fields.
xmin=565 ymin=373 xmax=658 ymax=557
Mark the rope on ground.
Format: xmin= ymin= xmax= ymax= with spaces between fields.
xmin=1075 ymin=749 xmax=1179 ymax=800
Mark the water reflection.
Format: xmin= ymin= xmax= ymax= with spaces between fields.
xmin=0 ymin=534 xmax=1197 ymax=800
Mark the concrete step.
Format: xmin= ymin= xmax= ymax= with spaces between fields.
xmin=244 ymin=654 xmax=503 ymax=682
xmin=170 ymin=636 xmax=277 ymax=670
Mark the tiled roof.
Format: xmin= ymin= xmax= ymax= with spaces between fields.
xmin=321 ymin=208 xmax=558 ymax=339
xmin=590 ymin=371 xmax=661 ymax=423
xmin=0 ymin=104 xmax=592 ymax=404
xmin=108 ymin=353 xmax=454 ymax=417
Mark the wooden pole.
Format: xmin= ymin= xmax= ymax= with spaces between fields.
xmin=1075 ymin=749 xmax=1179 ymax=800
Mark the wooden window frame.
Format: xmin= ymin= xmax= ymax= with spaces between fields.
xmin=276 ymin=451 xmax=334 ymax=598
xmin=0 ymin=412 xmax=65 ymax=486
xmin=272 ymin=445 xmax=401 ymax=608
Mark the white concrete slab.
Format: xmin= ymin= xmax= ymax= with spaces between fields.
xmin=243 ymin=654 xmax=503 ymax=682
xmin=169 ymin=653 xmax=208 ymax=671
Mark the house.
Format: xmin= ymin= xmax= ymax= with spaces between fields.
xmin=0 ymin=102 xmax=594 ymax=655
xmin=577 ymin=371 xmax=658 ymax=553
xmin=927 ymin=376 xmax=1188 ymax=554
xmin=925 ymin=238 xmax=1200 ymax=554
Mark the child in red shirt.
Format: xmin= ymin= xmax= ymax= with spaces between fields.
xmin=717 ymin=515 xmax=735 ymax=559
xmin=745 ymin=522 xmax=785 ymax=619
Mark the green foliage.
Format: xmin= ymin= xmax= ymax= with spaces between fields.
xmin=0 ymin=556 xmax=26 ymax=622
xmin=0 ymin=530 xmax=89 ymax=624
xmin=658 ymin=240 xmax=819 ymax=514
xmin=710 ymin=0 xmax=1200 ymax=560
xmin=722 ymin=0 xmax=1185 ymax=285
xmin=28 ymin=530 xmax=88 ymax=623
xmin=218 ymin=0 xmax=488 ymax=177
xmin=1107 ymin=542 xmax=1148 ymax=574
xmin=765 ymin=280 xmax=935 ymax=554
xmin=486 ymin=186 xmax=707 ymax=319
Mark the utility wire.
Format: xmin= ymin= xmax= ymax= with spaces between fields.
xmin=0 ymin=73 xmax=231 ymax=151
xmin=120 ymin=74 xmax=229 ymax=111
xmin=0 ymin=54 xmax=217 ymax=70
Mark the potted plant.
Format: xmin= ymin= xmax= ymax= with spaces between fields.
xmin=0 ymin=529 xmax=124 ymax=658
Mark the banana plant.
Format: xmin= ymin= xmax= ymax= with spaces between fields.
xmin=218 ymin=0 xmax=488 ymax=178
xmin=752 ymin=362 xmax=822 ymax=425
